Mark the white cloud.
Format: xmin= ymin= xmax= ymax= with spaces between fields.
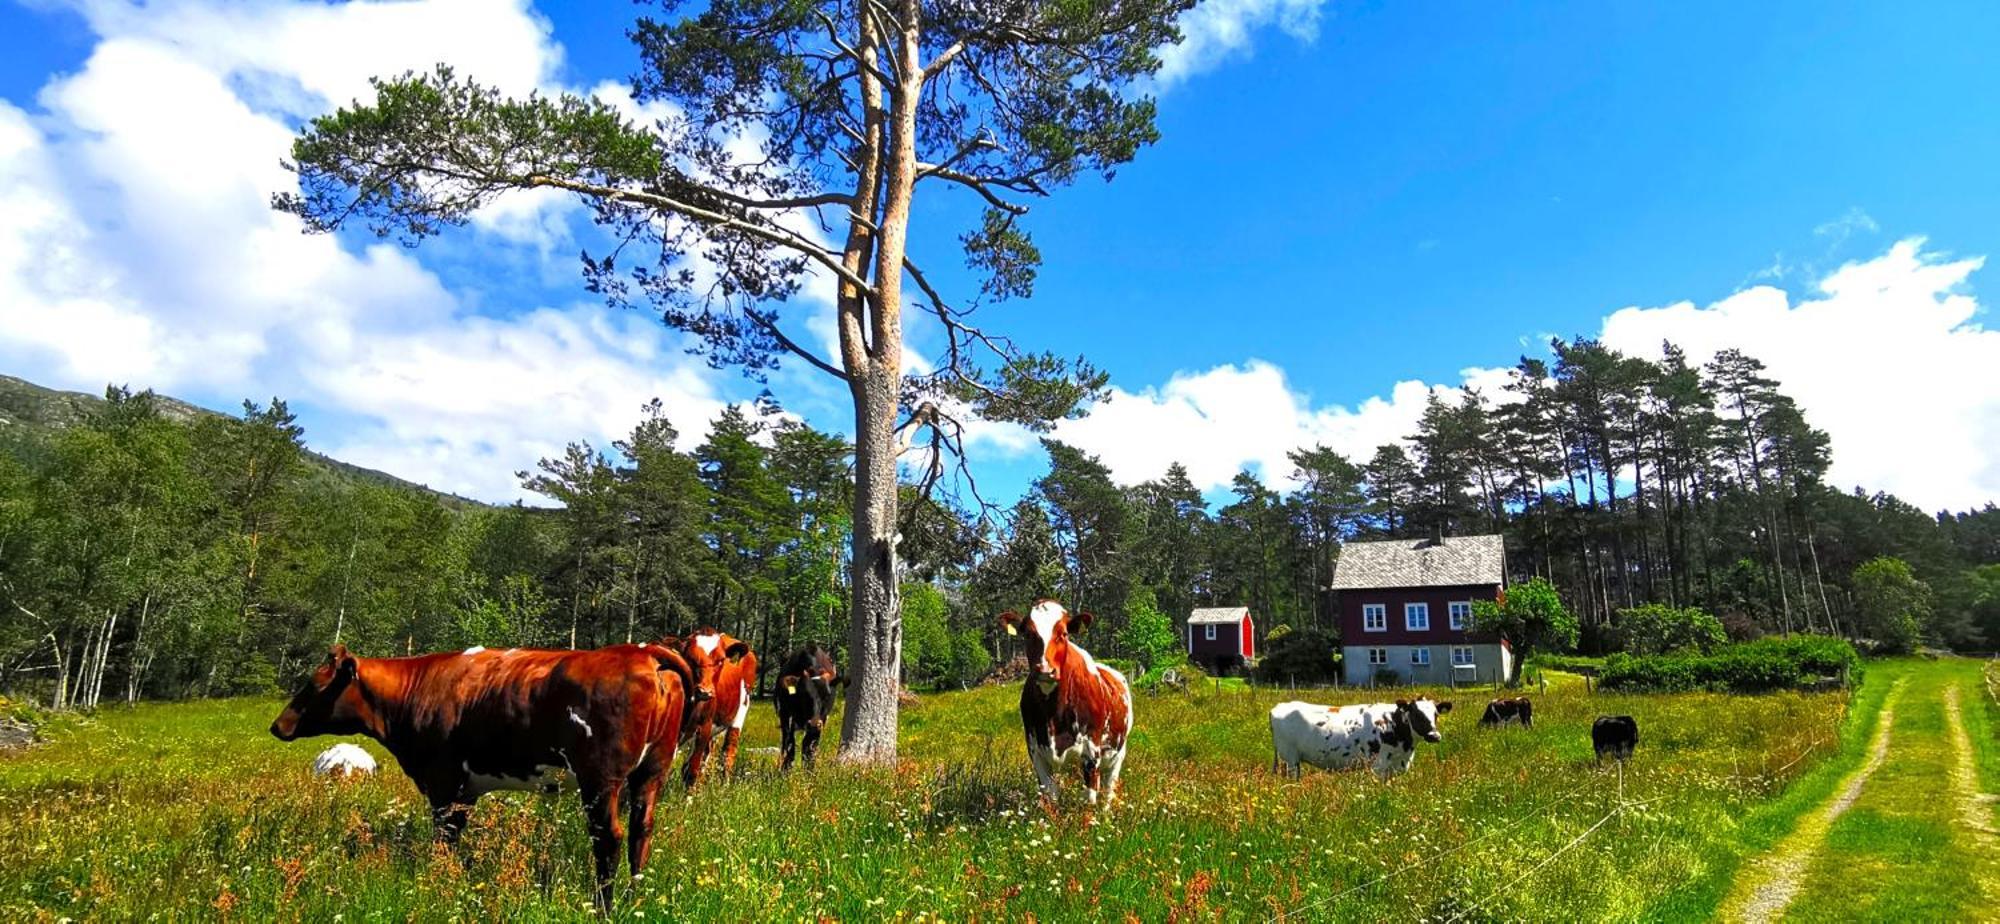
xmin=1601 ymin=238 xmax=1999 ymax=511
xmin=1152 ymin=0 xmax=1331 ymax=91
xmin=1033 ymin=238 xmax=1999 ymax=511
xmin=0 ymin=0 xmax=740 ymax=502
xmin=1047 ymin=360 xmax=1467 ymax=491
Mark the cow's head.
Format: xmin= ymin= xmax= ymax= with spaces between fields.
xmin=1395 ymin=697 xmax=1453 ymax=743
xmin=669 ymin=630 xmax=748 ymax=702
xmin=271 ymin=645 xmax=369 ymax=741
xmin=779 ymin=645 xmax=844 ymax=730
xmin=1001 ymin=600 xmax=1093 ymax=692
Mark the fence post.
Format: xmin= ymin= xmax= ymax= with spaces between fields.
xmin=1540 ymin=674 xmax=1547 ymax=695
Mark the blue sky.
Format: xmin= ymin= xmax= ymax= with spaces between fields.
xmin=1 ymin=0 xmax=1996 ymax=510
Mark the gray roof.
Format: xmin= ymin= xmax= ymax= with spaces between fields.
xmin=1188 ymin=606 xmax=1250 ymax=625
xmin=1329 ymin=535 xmax=1505 ymax=590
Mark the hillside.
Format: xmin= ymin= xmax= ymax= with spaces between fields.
xmin=0 ymin=372 xmax=485 ymax=509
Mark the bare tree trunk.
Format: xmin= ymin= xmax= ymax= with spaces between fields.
xmin=125 ymin=595 xmax=153 ymax=705
xmin=841 ymin=367 xmax=904 ymax=761
xmin=332 ymin=529 xmax=357 ymax=646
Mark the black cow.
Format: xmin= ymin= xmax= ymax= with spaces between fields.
xmin=1479 ymin=697 xmax=1534 ymax=728
xmin=1592 ymin=715 xmax=1639 ymax=765
xmin=773 ymin=645 xmax=844 ymax=770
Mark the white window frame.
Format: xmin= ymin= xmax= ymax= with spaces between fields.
xmin=1368 ymin=647 xmax=1388 ymax=666
xmin=1410 ymin=647 xmax=1431 ymax=666
xmin=1405 ymin=602 xmax=1430 ymax=632
xmin=1204 ymin=624 xmax=1217 ymax=641
xmin=1452 ymin=646 xmax=1476 ymax=666
xmin=1362 ymin=604 xmax=1387 ymax=633
xmin=1449 ymin=601 xmax=1472 ymax=631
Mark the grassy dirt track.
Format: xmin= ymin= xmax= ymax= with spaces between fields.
xmin=2 ymin=660 xmax=1983 ymax=922
xmin=1720 ymin=658 xmax=2000 ymax=923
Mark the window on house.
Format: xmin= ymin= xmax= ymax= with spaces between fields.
xmin=1363 ymin=604 xmax=1386 ymax=632
xmin=1452 ymin=647 xmax=1476 ymax=666
xmin=1204 ymin=624 xmax=1217 ymax=641
xmin=1368 ymin=648 xmax=1388 ymax=665
xmin=1411 ymin=648 xmax=1431 ymax=666
xmin=1405 ymin=602 xmax=1430 ymax=631
xmin=1449 ymin=601 xmax=1472 ymax=630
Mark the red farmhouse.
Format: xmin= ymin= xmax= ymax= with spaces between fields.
xmin=1187 ymin=606 xmax=1256 ymax=674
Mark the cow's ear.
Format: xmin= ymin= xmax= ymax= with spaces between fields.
xmin=1000 ymin=612 xmax=1021 ymax=636
xmin=780 ymin=674 xmax=802 ymax=695
xmin=1436 ymin=701 xmax=1454 ymax=714
xmin=1069 ymin=611 xmax=1096 ymax=633
xmin=330 ymin=645 xmax=357 ymax=680
xmin=1395 ymin=699 xmax=1411 ymax=710
xmin=725 ymin=641 xmax=751 ymax=663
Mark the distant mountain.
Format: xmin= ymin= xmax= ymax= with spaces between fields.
xmin=0 ymin=372 xmax=487 ymax=509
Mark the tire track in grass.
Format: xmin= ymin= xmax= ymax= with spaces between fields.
xmin=1720 ymin=679 xmax=1904 ymax=924
xmin=1942 ymin=684 xmax=1997 ymax=839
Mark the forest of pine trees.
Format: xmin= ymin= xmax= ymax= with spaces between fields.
xmin=3 ymin=336 xmax=1997 ymax=709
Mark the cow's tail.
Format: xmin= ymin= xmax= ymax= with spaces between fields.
xmin=646 ymin=645 xmax=700 ymax=703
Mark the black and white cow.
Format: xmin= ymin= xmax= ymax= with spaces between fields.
xmin=1479 ymin=697 xmax=1534 ymax=728
xmin=773 ymin=645 xmax=844 ymax=770
xmin=1270 ymin=698 xmax=1453 ymax=780
xmin=1592 ymin=715 xmax=1639 ymax=765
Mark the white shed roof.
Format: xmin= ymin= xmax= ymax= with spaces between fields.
xmin=1188 ymin=606 xmax=1250 ymax=625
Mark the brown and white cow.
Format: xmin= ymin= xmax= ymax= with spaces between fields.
xmin=661 ymin=629 xmax=756 ymax=787
xmin=1002 ymin=600 xmax=1132 ymax=808
xmin=269 ymin=642 xmax=701 ymax=909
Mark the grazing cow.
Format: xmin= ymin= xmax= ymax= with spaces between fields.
xmin=1479 ymin=697 xmax=1534 ymax=728
xmin=1592 ymin=715 xmax=1639 ymax=765
xmin=1270 ymin=698 xmax=1455 ymax=780
xmin=1002 ymin=600 xmax=1132 ymax=807
xmin=661 ymin=629 xmax=756 ymax=788
xmin=311 ymin=742 xmax=377 ymax=779
xmin=773 ymin=644 xmax=844 ymax=770
xmin=269 ymin=642 xmax=701 ymax=910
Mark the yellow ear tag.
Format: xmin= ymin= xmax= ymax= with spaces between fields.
xmin=786 ymin=684 xmax=797 ymax=695
xmin=1005 ymin=623 xmax=1018 ymax=636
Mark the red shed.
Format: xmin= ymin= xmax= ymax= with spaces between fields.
xmin=1188 ymin=606 xmax=1256 ymax=674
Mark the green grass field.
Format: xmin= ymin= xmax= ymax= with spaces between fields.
xmin=2 ymin=659 xmax=1990 ymax=922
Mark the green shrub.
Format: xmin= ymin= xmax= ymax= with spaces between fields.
xmin=1253 ymin=628 xmax=1340 ymax=684
xmin=1598 ymin=636 xmax=1860 ymax=693
xmin=1611 ymin=604 xmax=1726 ymax=655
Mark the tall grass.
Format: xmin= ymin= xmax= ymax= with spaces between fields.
xmin=1 ymin=675 xmax=1857 ymax=921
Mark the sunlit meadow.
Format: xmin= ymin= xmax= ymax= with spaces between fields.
xmin=1 ymin=674 xmax=1861 ymax=922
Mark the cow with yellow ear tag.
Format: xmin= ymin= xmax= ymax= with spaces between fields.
xmin=773 ymin=644 xmax=844 ymax=771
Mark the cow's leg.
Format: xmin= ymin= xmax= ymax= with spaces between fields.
xmin=1026 ymin=735 xmax=1060 ymax=805
xmin=1081 ymin=757 xmax=1101 ymax=806
xmin=1100 ymin=746 xmax=1127 ymax=808
xmin=579 ymin=776 xmax=626 ymax=912
xmin=719 ymin=725 xmax=744 ymax=776
xmin=625 ymin=757 xmax=667 ymax=877
xmin=779 ymin=717 xmax=798 ymax=771
xmin=680 ymin=721 xmax=713 ymax=789
xmin=422 ymin=774 xmax=474 ymax=844
xmin=801 ymin=724 xmax=822 ymax=769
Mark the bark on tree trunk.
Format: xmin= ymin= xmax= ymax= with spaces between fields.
xmin=839 ymin=368 xmax=903 ymax=761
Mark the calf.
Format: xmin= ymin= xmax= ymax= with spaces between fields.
xmin=1592 ymin=715 xmax=1639 ymax=765
xmin=773 ymin=644 xmax=844 ymax=770
xmin=1270 ymin=698 xmax=1454 ymax=780
xmin=1479 ymin=697 xmax=1534 ymax=728
xmin=1002 ymin=600 xmax=1132 ymax=807
xmin=661 ymin=629 xmax=756 ymax=788
xmin=270 ymin=642 xmax=701 ymax=910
